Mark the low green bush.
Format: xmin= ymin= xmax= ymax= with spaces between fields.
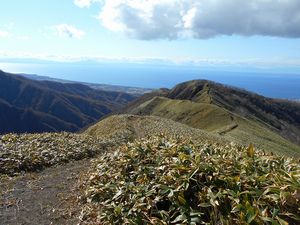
xmin=81 ymin=136 xmax=300 ymax=225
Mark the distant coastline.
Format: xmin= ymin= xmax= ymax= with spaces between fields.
xmin=1 ymin=62 xmax=300 ymax=100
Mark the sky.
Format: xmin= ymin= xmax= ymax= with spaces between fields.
xmin=1 ymin=0 xmax=300 ymax=70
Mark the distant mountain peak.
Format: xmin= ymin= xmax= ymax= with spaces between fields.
xmin=122 ymin=79 xmax=300 ymax=156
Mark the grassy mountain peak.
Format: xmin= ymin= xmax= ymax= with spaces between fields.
xmin=123 ymin=79 xmax=300 ymax=157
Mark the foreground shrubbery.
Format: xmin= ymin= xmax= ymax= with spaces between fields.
xmin=0 ymin=133 xmax=113 ymax=175
xmin=80 ymin=136 xmax=300 ymax=224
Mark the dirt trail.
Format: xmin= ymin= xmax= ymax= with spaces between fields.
xmin=0 ymin=159 xmax=91 ymax=225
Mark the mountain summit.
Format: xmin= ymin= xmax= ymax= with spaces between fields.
xmin=122 ymin=80 xmax=300 ymax=156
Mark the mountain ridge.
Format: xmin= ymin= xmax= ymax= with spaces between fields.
xmin=122 ymin=79 xmax=300 ymax=156
xmin=167 ymin=80 xmax=300 ymax=145
xmin=0 ymin=70 xmax=136 ymax=134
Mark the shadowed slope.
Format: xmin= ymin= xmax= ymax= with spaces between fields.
xmin=0 ymin=70 xmax=136 ymax=134
xmin=0 ymin=100 xmax=77 ymax=133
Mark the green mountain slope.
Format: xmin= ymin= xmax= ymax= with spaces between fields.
xmin=168 ymin=80 xmax=300 ymax=145
xmin=123 ymin=80 xmax=300 ymax=157
xmin=84 ymin=114 xmax=227 ymax=145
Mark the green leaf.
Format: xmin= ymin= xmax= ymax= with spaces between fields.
xmin=172 ymin=214 xmax=186 ymax=223
xmin=276 ymin=216 xmax=289 ymax=225
xmin=114 ymin=206 xmax=122 ymax=215
xmin=178 ymin=192 xmax=187 ymax=205
xmin=247 ymin=143 xmax=255 ymax=157
xmin=199 ymin=202 xmax=211 ymax=208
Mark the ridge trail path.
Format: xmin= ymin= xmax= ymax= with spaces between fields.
xmin=0 ymin=159 xmax=91 ymax=225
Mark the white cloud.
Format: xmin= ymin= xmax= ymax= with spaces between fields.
xmin=74 ymin=0 xmax=92 ymax=8
xmin=0 ymin=30 xmax=10 ymax=38
xmin=1 ymin=50 xmax=300 ymax=69
xmin=88 ymin=0 xmax=300 ymax=40
xmin=183 ymin=7 xmax=197 ymax=30
xmin=74 ymin=0 xmax=102 ymax=8
xmin=55 ymin=24 xmax=85 ymax=39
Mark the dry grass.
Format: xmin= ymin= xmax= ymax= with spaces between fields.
xmin=0 ymin=132 xmax=114 ymax=175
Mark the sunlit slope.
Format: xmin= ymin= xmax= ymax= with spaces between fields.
xmin=168 ymin=80 xmax=300 ymax=146
xmin=130 ymin=96 xmax=234 ymax=132
xmin=125 ymin=95 xmax=300 ymax=157
xmin=84 ymin=114 xmax=226 ymax=145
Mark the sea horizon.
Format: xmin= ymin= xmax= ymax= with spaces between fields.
xmin=1 ymin=62 xmax=300 ymax=100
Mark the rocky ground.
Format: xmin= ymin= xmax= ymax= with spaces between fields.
xmin=0 ymin=132 xmax=119 ymax=225
xmin=0 ymin=159 xmax=91 ymax=225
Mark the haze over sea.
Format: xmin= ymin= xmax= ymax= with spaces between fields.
xmin=1 ymin=62 xmax=300 ymax=100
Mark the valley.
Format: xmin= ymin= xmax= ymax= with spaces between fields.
xmin=0 ymin=70 xmax=136 ymax=134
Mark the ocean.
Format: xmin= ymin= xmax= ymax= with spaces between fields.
xmin=1 ymin=62 xmax=300 ymax=100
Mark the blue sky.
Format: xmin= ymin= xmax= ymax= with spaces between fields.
xmin=1 ymin=0 xmax=300 ymax=71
